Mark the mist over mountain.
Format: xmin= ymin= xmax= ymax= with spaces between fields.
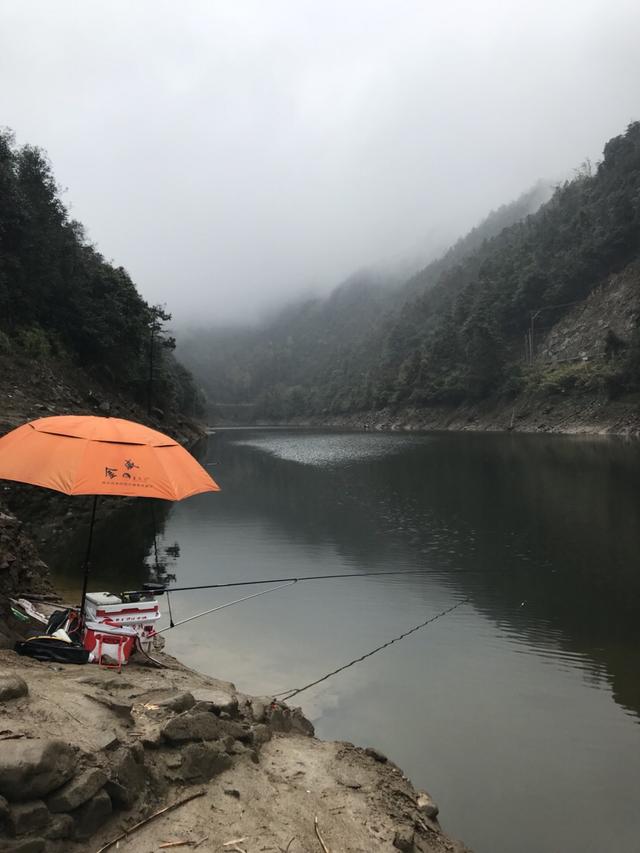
xmin=177 ymin=180 xmax=554 ymax=416
xmin=178 ymin=124 xmax=640 ymax=428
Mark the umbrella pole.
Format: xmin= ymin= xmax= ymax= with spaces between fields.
xmin=79 ymin=495 xmax=98 ymax=624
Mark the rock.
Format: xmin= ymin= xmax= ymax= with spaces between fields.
xmin=393 ymin=827 xmax=415 ymax=851
xmin=268 ymin=704 xmax=314 ymax=736
xmin=224 ymin=788 xmax=240 ymax=799
xmin=192 ymin=688 xmax=238 ymax=716
xmin=72 ymin=789 xmax=112 ymax=840
xmin=6 ymin=800 xmax=50 ymax=836
xmin=0 ymin=839 xmax=46 ymax=853
xmin=416 ymin=791 xmax=439 ymax=820
xmin=154 ymin=692 xmax=195 ymax=713
xmin=164 ymin=753 xmax=183 ymax=770
xmin=250 ymin=724 xmax=272 ymax=747
xmin=104 ymin=748 xmax=145 ymax=809
xmin=45 ymin=814 xmax=74 ymax=840
xmin=162 ymin=712 xmax=223 ymax=743
xmin=47 ymin=768 xmax=107 ymax=813
xmin=0 ymin=677 xmax=28 ymax=703
xmin=249 ymin=698 xmax=267 ymax=723
xmin=0 ymin=740 xmax=78 ymax=801
xmin=129 ymin=741 xmax=145 ymax=763
xmin=93 ymin=730 xmax=120 ymax=752
xmin=175 ymin=742 xmax=232 ymax=783
xmin=88 ymin=692 xmax=133 ymax=720
xmin=140 ymin=726 xmax=164 ymax=749
xmin=364 ymin=746 xmax=388 ymax=763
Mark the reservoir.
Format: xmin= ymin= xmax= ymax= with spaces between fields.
xmin=45 ymin=428 xmax=640 ymax=853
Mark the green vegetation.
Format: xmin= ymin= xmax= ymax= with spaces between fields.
xmin=0 ymin=129 xmax=202 ymax=417
xmin=179 ymin=183 xmax=552 ymax=418
xmin=180 ymin=123 xmax=640 ymax=420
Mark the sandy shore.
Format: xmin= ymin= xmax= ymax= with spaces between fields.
xmin=0 ymin=638 xmax=469 ymax=853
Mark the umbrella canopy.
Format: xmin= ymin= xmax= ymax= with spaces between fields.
xmin=0 ymin=415 xmax=219 ymax=500
xmin=0 ymin=415 xmax=220 ymax=623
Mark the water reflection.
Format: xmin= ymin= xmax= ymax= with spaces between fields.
xmin=29 ymin=428 xmax=640 ymax=853
xmin=209 ymin=430 xmax=640 ymax=721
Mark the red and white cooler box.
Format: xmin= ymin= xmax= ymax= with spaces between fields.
xmin=83 ymin=592 xmax=161 ymax=664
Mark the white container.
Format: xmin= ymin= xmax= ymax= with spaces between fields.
xmin=84 ymin=591 xmax=161 ymax=627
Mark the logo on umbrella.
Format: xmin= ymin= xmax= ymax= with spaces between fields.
xmin=103 ymin=460 xmax=147 ymax=485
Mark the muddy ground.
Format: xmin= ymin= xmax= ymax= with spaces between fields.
xmin=0 ymin=645 xmax=469 ymax=853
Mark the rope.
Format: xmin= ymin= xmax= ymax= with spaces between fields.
xmin=275 ymin=597 xmax=469 ymax=701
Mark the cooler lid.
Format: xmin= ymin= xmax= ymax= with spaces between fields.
xmin=85 ymin=592 xmax=122 ymax=606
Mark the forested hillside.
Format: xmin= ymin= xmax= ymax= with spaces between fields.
xmin=180 ymin=124 xmax=640 ymax=426
xmin=178 ymin=182 xmax=551 ymax=420
xmin=0 ymin=129 xmax=202 ymax=419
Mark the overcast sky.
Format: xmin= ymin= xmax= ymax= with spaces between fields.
xmin=1 ymin=1 xmax=639 ymax=323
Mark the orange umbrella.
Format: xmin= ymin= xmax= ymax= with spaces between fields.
xmin=0 ymin=415 xmax=220 ymax=619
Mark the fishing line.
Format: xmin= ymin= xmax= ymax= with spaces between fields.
xmin=152 ymin=580 xmax=298 ymax=636
xmin=274 ymin=596 xmax=469 ymax=701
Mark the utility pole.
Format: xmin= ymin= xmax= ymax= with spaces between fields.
xmin=147 ymin=323 xmax=155 ymax=416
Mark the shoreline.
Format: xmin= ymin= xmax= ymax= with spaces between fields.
xmin=0 ymin=610 xmax=469 ymax=853
xmin=213 ymin=390 xmax=640 ymax=438
xmin=0 ymin=474 xmax=470 ymax=853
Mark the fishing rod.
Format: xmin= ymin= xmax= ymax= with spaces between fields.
xmin=139 ymin=569 xmax=437 ymax=596
xmin=152 ymin=580 xmax=297 ymax=634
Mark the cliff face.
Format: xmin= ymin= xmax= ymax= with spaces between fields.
xmin=0 ymin=503 xmax=55 ymax=647
xmin=537 ymin=262 xmax=640 ymax=365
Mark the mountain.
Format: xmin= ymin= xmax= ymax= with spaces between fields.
xmin=0 ymin=129 xmax=203 ymax=428
xmin=178 ymin=181 xmax=553 ymax=421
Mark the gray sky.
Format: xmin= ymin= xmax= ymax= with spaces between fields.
xmin=1 ymin=1 xmax=639 ymax=323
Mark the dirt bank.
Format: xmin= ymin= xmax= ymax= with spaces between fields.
xmin=0 ymin=639 xmax=469 ymax=853
xmin=250 ymin=388 xmax=640 ymax=437
xmin=0 ymin=349 xmax=205 ymax=447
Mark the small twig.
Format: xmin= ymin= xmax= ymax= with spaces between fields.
xmin=94 ymin=789 xmax=206 ymax=853
xmin=223 ymin=841 xmax=247 ymax=848
xmin=284 ymin=837 xmax=296 ymax=853
xmin=193 ymin=837 xmax=209 ymax=849
xmin=314 ymin=816 xmax=331 ymax=853
xmin=159 ymin=842 xmax=192 ymax=849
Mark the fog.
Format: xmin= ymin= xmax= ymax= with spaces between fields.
xmin=1 ymin=1 xmax=639 ymax=323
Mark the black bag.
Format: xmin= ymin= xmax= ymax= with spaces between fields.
xmin=15 ymin=636 xmax=89 ymax=665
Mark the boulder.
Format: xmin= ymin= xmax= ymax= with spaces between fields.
xmin=416 ymin=791 xmax=439 ymax=820
xmin=45 ymin=814 xmax=74 ymax=840
xmin=249 ymin=698 xmax=267 ymax=723
xmin=0 ymin=740 xmax=78 ymax=801
xmin=364 ymin=746 xmax=388 ymax=763
xmin=72 ymin=789 xmax=112 ymax=840
xmin=393 ymin=827 xmax=415 ymax=851
xmin=154 ymin=692 xmax=195 ymax=713
xmin=0 ymin=677 xmax=28 ymax=703
xmin=6 ymin=801 xmax=50 ymax=836
xmin=162 ymin=712 xmax=223 ymax=743
xmin=175 ymin=742 xmax=232 ymax=783
xmin=250 ymin=724 xmax=272 ymax=747
xmin=191 ymin=688 xmax=238 ymax=716
xmin=47 ymin=768 xmax=107 ymax=813
xmin=104 ymin=748 xmax=145 ymax=808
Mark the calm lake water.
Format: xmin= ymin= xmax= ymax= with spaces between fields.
xmin=45 ymin=428 xmax=640 ymax=853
